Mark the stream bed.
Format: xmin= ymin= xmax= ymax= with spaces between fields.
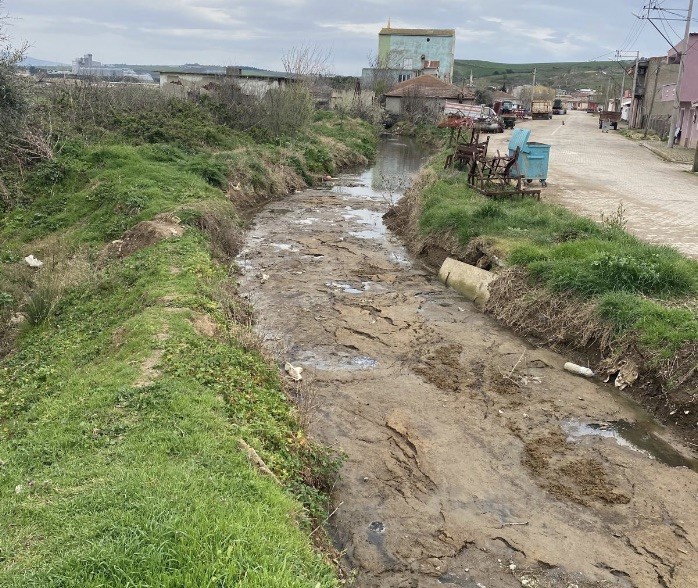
xmin=237 ymin=137 xmax=697 ymax=588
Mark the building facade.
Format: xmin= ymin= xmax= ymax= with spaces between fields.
xmin=158 ymin=67 xmax=292 ymax=97
xmin=668 ymin=32 xmax=698 ymax=148
xmin=363 ymin=26 xmax=456 ymax=89
xmin=383 ymin=75 xmax=474 ymax=117
xmin=632 ymin=33 xmax=697 ymax=147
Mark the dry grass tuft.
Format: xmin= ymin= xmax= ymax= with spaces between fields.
xmin=485 ymin=268 xmax=616 ymax=354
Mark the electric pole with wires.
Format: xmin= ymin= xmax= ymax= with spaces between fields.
xmin=637 ymin=0 xmax=695 ymax=147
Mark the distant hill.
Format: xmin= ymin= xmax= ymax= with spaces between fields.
xmin=19 ymin=56 xmax=67 ymax=67
xmin=454 ymin=59 xmax=624 ymax=94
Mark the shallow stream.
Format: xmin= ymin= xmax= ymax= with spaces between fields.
xmin=237 ymin=136 xmax=697 ymax=587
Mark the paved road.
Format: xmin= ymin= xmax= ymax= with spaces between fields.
xmin=491 ymin=111 xmax=698 ymax=258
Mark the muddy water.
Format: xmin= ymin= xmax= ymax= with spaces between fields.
xmin=238 ymin=138 xmax=697 ymax=588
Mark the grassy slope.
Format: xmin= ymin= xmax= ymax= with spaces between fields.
xmin=417 ymin=161 xmax=698 ymax=363
xmin=453 ymin=59 xmax=619 ymax=92
xmin=0 ymin=106 xmax=375 ymax=586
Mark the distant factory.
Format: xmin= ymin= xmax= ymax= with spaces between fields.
xmin=71 ymin=54 xmax=153 ymax=82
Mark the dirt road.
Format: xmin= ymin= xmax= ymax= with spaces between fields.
xmin=489 ymin=111 xmax=698 ymax=258
xmin=238 ymin=145 xmax=697 ymax=588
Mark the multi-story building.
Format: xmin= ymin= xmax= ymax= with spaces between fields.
xmin=631 ymin=33 xmax=697 ymax=147
xmin=362 ymin=26 xmax=456 ymax=90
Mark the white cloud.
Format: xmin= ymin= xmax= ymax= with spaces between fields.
xmin=4 ymin=0 xmax=675 ymax=73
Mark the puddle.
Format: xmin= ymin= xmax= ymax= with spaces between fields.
xmin=292 ymin=349 xmax=379 ymax=372
xmin=294 ymin=217 xmax=319 ymax=225
xmin=438 ymin=573 xmax=475 ymax=587
xmin=325 ymin=281 xmax=363 ymax=294
xmin=332 ymin=136 xmax=430 ymax=202
xmin=270 ymin=243 xmax=299 ymax=252
xmin=368 ymin=521 xmax=385 ymax=533
xmin=563 ymin=419 xmax=697 ymax=471
xmin=351 ymin=356 xmax=379 ymax=369
xmin=350 ymin=229 xmax=384 ymax=239
xmin=388 ymin=251 xmax=412 ymax=267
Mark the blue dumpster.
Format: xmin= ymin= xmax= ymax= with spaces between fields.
xmin=508 ymin=128 xmax=550 ymax=187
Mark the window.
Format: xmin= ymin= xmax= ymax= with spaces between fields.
xmin=403 ymin=58 xmax=413 ymax=69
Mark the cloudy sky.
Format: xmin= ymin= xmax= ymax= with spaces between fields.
xmin=3 ymin=0 xmax=690 ymax=72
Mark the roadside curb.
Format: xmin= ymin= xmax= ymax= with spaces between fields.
xmin=638 ymin=142 xmax=692 ymax=164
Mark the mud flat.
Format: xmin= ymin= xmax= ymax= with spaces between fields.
xmin=237 ymin=139 xmax=697 ymax=588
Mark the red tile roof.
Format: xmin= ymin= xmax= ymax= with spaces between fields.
xmin=385 ymin=75 xmax=475 ymax=100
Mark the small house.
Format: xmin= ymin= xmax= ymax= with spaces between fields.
xmin=384 ymin=75 xmax=475 ymax=117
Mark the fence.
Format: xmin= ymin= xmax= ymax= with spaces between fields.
xmin=640 ymin=114 xmax=671 ymax=140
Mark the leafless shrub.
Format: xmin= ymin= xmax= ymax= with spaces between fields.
xmin=0 ymin=2 xmax=30 ymax=164
xmin=281 ymin=44 xmax=332 ymax=80
xmin=364 ymin=49 xmax=407 ymax=95
xmin=208 ymin=75 xmax=313 ymax=141
xmin=600 ymin=202 xmax=628 ymax=232
xmin=400 ymin=86 xmax=442 ymax=124
xmin=283 ymin=376 xmax=320 ymax=431
xmin=45 ymin=80 xmax=168 ymax=130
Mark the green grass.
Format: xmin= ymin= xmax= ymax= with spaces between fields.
xmin=418 ymin=166 xmax=698 ymax=358
xmin=0 ymin=234 xmax=338 ymax=586
xmin=0 ymin=103 xmax=375 ymax=586
xmin=598 ymin=293 xmax=698 ymax=359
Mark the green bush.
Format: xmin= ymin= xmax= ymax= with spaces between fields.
xmin=185 ymin=154 xmax=228 ymax=188
xmin=528 ymin=239 xmax=698 ymax=297
xmin=598 ymin=292 xmax=698 ymax=356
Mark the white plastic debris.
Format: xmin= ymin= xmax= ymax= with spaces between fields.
xmin=563 ymin=362 xmax=594 ymax=377
xmin=9 ymin=313 xmax=26 ymax=326
xmin=24 ymin=255 xmax=43 ymax=268
xmin=284 ymin=362 xmax=303 ymax=381
xmin=15 ymin=484 xmax=23 ymax=494
xmin=260 ymin=273 xmax=270 ymax=284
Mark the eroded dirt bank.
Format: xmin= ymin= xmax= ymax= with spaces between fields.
xmin=237 ymin=145 xmax=697 ymax=588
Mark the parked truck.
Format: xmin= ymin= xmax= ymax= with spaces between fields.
xmin=598 ymin=110 xmax=621 ymax=130
xmin=552 ymin=98 xmax=567 ymax=115
xmin=493 ymin=100 xmax=517 ymax=129
xmin=530 ymin=100 xmax=553 ymax=120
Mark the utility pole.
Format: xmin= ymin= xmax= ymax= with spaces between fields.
xmin=531 ymin=67 xmax=536 ymax=107
xmin=668 ymin=0 xmax=694 ymax=147
xmin=644 ymin=60 xmax=661 ymax=138
xmin=629 ymin=51 xmax=640 ymax=128
xmin=617 ymin=49 xmax=640 ymax=126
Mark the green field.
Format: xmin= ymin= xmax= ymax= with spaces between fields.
xmin=454 ymin=59 xmax=623 ymax=93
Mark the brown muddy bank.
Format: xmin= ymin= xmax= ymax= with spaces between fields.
xmin=386 ymin=182 xmax=697 ymax=447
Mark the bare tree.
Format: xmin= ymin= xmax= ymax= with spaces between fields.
xmin=281 ymin=43 xmax=332 ymax=81
xmin=364 ymin=49 xmax=407 ymax=96
xmin=400 ymin=86 xmax=440 ymax=124
xmin=1 ymin=2 xmax=30 ymax=159
xmin=517 ymin=84 xmax=556 ymax=109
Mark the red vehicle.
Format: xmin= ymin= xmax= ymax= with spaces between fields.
xmin=493 ymin=100 xmax=516 ymax=129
